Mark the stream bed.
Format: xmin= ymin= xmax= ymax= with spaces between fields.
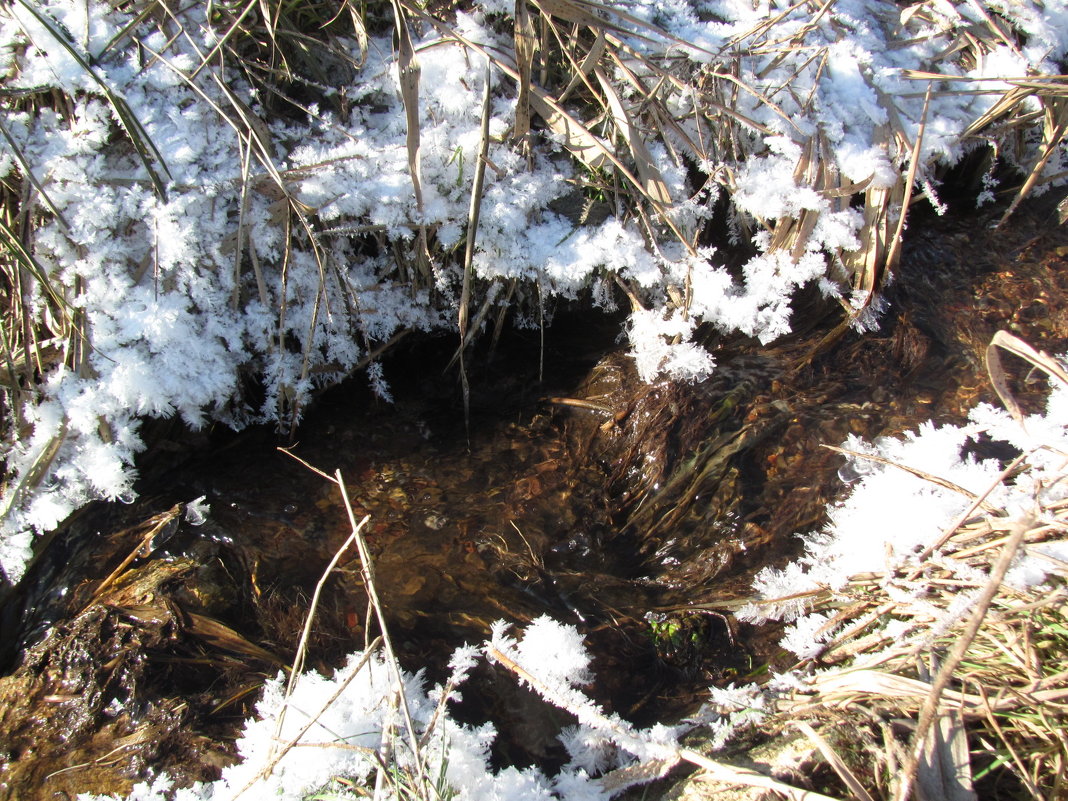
xmin=2 ymin=199 xmax=1068 ymax=799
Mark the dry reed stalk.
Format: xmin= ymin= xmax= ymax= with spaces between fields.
xmin=457 ymin=59 xmax=493 ymax=436
xmin=997 ymin=96 xmax=1068 ymax=227
xmin=230 ymin=510 xmax=375 ymax=799
xmin=336 ymin=470 xmax=429 ymax=789
xmin=261 ymin=452 xmax=449 ymax=800
xmin=821 ymin=444 xmax=1001 ymax=511
xmin=795 ymin=720 xmax=876 ymax=801
xmin=133 ymin=23 xmax=337 ymax=421
xmin=0 ymin=420 xmax=65 ymax=530
xmin=271 ymin=499 xmax=369 ymax=754
xmin=0 ymin=116 xmax=68 ymax=232
xmin=233 ymin=133 xmax=255 ymax=310
xmin=880 ymin=82 xmax=931 ymax=283
xmin=894 ymin=512 xmax=1033 ymax=801
xmin=390 ymin=0 xmax=431 ymax=283
xmin=914 ymin=450 xmax=1031 ymax=564
xmin=513 ymin=0 xmax=536 ymax=142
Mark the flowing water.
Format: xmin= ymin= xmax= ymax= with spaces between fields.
xmin=2 ymin=199 xmax=1068 ymax=799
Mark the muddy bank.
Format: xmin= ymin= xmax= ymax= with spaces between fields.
xmin=2 ymin=199 xmax=1068 ymax=799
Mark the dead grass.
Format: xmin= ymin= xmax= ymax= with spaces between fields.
xmin=739 ymin=332 xmax=1068 ymax=800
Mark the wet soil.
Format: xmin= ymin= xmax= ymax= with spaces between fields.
xmin=2 ymin=198 xmax=1068 ymax=799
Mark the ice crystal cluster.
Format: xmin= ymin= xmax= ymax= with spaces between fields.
xmin=0 ymin=0 xmax=1066 ymax=620
xmin=738 ymin=377 xmax=1068 ymax=659
xmin=78 ymin=617 xmax=688 ymax=801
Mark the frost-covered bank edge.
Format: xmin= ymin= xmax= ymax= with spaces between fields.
xmin=3 ymin=0 xmax=1068 ymax=582
xmin=727 ymin=333 xmax=1068 ymax=798
xmin=75 ymin=614 xmax=811 ymax=801
xmin=80 ymin=617 xmax=684 ymax=801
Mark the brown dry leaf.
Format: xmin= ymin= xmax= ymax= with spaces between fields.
xmin=915 ymin=711 xmax=977 ymax=801
xmin=87 ymin=505 xmax=182 ymax=608
xmin=879 ymin=81 xmax=931 ymax=281
xmin=763 ymin=140 xmax=820 ymax=257
xmin=594 ymin=65 xmax=672 ymax=206
xmin=787 ymin=210 xmax=820 ymax=262
xmin=557 ymin=27 xmax=606 ymax=103
xmin=806 ymin=669 xmax=979 ymax=707
xmin=598 ymin=757 xmax=678 ymax=794
xmin=899 ymin=3 xmax=934 ymax=28
xmin=345 ymin=0 xmax=369 ymax=69
xmin=533 ymin=0 xmax=612 ymax=30
xmin=838 ymin=109 xmax=911 ymax=307
xmin=986 ymin=330 xmax=1068 ymax=427
xmin=513 ymin=0 xmax=537 ymax=141
xmin=529 ymin=90 xmax=610 ymax=170
xmin=390 ymin=0 xmax=431 ymax=278
xmin=679 ymin=747 xmax=845 ymax=801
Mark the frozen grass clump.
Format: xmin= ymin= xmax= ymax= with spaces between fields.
xmin=738 ymin=363 xmax=1068 ymax=642
xmin=732 ymin=335 xmax=1068 ymax=798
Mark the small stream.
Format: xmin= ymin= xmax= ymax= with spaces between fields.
xmin=2 ymin=199 xmax=1068 ymax=799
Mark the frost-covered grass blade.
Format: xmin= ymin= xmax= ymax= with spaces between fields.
xmin=12 ymin=0 xmax=171 ymax=199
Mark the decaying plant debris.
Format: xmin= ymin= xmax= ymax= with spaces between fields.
xmin=0 ymin=509 xmax=281 ymax=799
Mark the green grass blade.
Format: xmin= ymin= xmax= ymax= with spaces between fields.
xmin=0 ymin=115 xmax=70 ymax=233
xmin=0 ymin=214 xmax=70 ymax=315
